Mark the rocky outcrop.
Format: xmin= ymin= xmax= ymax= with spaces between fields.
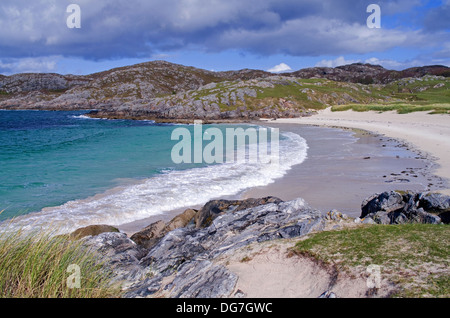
xmin=359 ymin=191 xmax=449 ymax=224
xmin=73 ymin=190 xmax=449 ymax=298
xmin=127 ymin=197 xmax=324 ymax=298
xmin=79 ymin=197 xmax=324 ymax=297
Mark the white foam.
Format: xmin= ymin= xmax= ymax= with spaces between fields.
xmin=0 ymin=131 xmax=308 ymax=235
xmin=69 ymin=114 xmax=102 ymax=120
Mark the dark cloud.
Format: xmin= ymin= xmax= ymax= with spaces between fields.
xmin=0 ymin=0 xmax=446 ymax=61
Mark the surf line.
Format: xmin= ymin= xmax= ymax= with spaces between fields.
xmin=170 ymin=120 xmax=280 ymax=166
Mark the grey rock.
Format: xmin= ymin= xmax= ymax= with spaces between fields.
xmin=123 ymin=197 xmax=324 ymax=298
xmin=361 ymin=191 xmax=405 ymax=218
xmin=361 ymin=217 xmax=377 ymax=225
xmin=82 ymin=232 xmax=148 ymax=289
xmin=194 ymin=196 xmax=282 ymax=228
xmin=418 ymin=193 xmax=450 ymax=212
xmin=165 ymin=260 xmax=238 ymax=298
xmin=361 ymin=191 xmax=447 ymax=224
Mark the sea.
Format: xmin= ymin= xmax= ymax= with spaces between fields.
xmin=0 ymin=110 xmax=308 ymax=234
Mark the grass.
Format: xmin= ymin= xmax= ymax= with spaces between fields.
xmin=294 ymin=224 xmax=450 ymax=297
xmin=331 ymin=103 xmax=450 ymax=114
xmin=0 ymin=226 xmax=120 ymax=298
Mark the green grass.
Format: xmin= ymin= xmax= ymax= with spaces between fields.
xmin=0 ymin=227 xmax=120 ymax=298
xmin=294 ymin=224 xmax=450 ymax=297
xmin=331 ymin=103 xmax=450 ymax=114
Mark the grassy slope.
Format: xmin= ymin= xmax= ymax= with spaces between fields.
xmin=331 ymin=76 xmax=450 ymax=114
xmin=0 ymin=228 xmax=120 ymax=298
xmin=294 ymin=224 xmax=450 ymax=297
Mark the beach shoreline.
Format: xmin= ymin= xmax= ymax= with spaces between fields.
xmin=118 ymin=114 xmax=447 ymax=235
xmin=270 ymin=108 xmax=450 ymax=194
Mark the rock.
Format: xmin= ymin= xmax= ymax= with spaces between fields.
xmin=418 ymin=193 xmax=450 ymax=212
xmin=194 ymin=196 xmax=282 ymax=228
xmin=124 ymin=197 xmax=324 ymax=298
xmin=130 ymin=209 xmax=198 ymax=249
xmin=82 ymin=232 xmax=148 ymax=289
xmin=412 ymin=209 xmax=442 ymax=224
xmin=438 ymin=211 xmax=450 ymax=224
xmin=130 ymin=220 xmax=166 ymax=249
xmin=164 ymin=260 xmax=238 ymax=298
xmin=69 ymin=224 xmax=120 ymax=240
xmin=361 ymin=217 xmax=377 ymax=225
xmin=361 ymin=191 xmax=405 ymax=218
xmin=360 ymin=191 xmax=447 ymax=224
xmin=165 ymin=208 xmax=197 ymax=232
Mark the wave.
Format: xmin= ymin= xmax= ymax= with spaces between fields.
xmin=0 ymin=130 xmax=308 ymax=235
xmin=69 ymin=114 xmax=104 ymax=120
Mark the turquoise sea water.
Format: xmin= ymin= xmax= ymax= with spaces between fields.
xmin=0 ymin=110 xmax=307 ymax=233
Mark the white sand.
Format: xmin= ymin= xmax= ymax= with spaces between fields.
xmin=271 ymin=109 xmax=450 ymax=195
xmin=220 ymin=237 xmax=392 ymax=298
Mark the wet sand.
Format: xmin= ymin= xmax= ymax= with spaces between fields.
xmin=241 ymin=123 xmax=444 ymax=218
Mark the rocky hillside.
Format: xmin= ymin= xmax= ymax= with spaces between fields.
xmin=289 ymin=64 xmax=450 ymax=85
xmin=0 ymin=61 xmax=449 ymax=121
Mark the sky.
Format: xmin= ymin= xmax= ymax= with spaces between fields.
xmin=0 ymin=0 xmax=449 ymax=75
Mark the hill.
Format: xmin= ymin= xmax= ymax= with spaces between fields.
xmin=0 ymin=61 xmax=449 ymax=120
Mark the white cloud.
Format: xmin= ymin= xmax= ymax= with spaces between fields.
xmin=0 ymin=56 xmax=60 ymax=75
xmin=315 ymin=56 xmax=360 ymax=68
xmin=267 ymin=63 xmax=292 ymax=73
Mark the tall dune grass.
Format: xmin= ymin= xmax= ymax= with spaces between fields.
xmin=0 ymin=221 xmax=120 ymax=298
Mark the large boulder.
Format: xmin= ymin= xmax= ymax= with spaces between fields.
xmin=361 ymin=191 xmax=405 ymax=218
xmin=130 ymin=220 xmax=166 ymax=249
xmin=360 ymin=191 xmax=449 ymax=224
xmin=130 ymin=208 xmax=198 ymax=249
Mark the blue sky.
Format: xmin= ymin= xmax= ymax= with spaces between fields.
xmin=0 ymin=0 xmax=449 ymax=75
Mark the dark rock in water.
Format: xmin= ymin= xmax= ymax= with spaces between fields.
xmin=360 ymin=191 xmax=449 ymax=224
xmin=121 ymin=197 xmax=324 ymax=298
xmin=69 ymin=224 xmax=120 ymax=240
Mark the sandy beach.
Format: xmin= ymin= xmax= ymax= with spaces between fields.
xmin=119 ymin=111 xmax=449 ymax=234
xmin=272 ymin=108 xmax=450 ymax=195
